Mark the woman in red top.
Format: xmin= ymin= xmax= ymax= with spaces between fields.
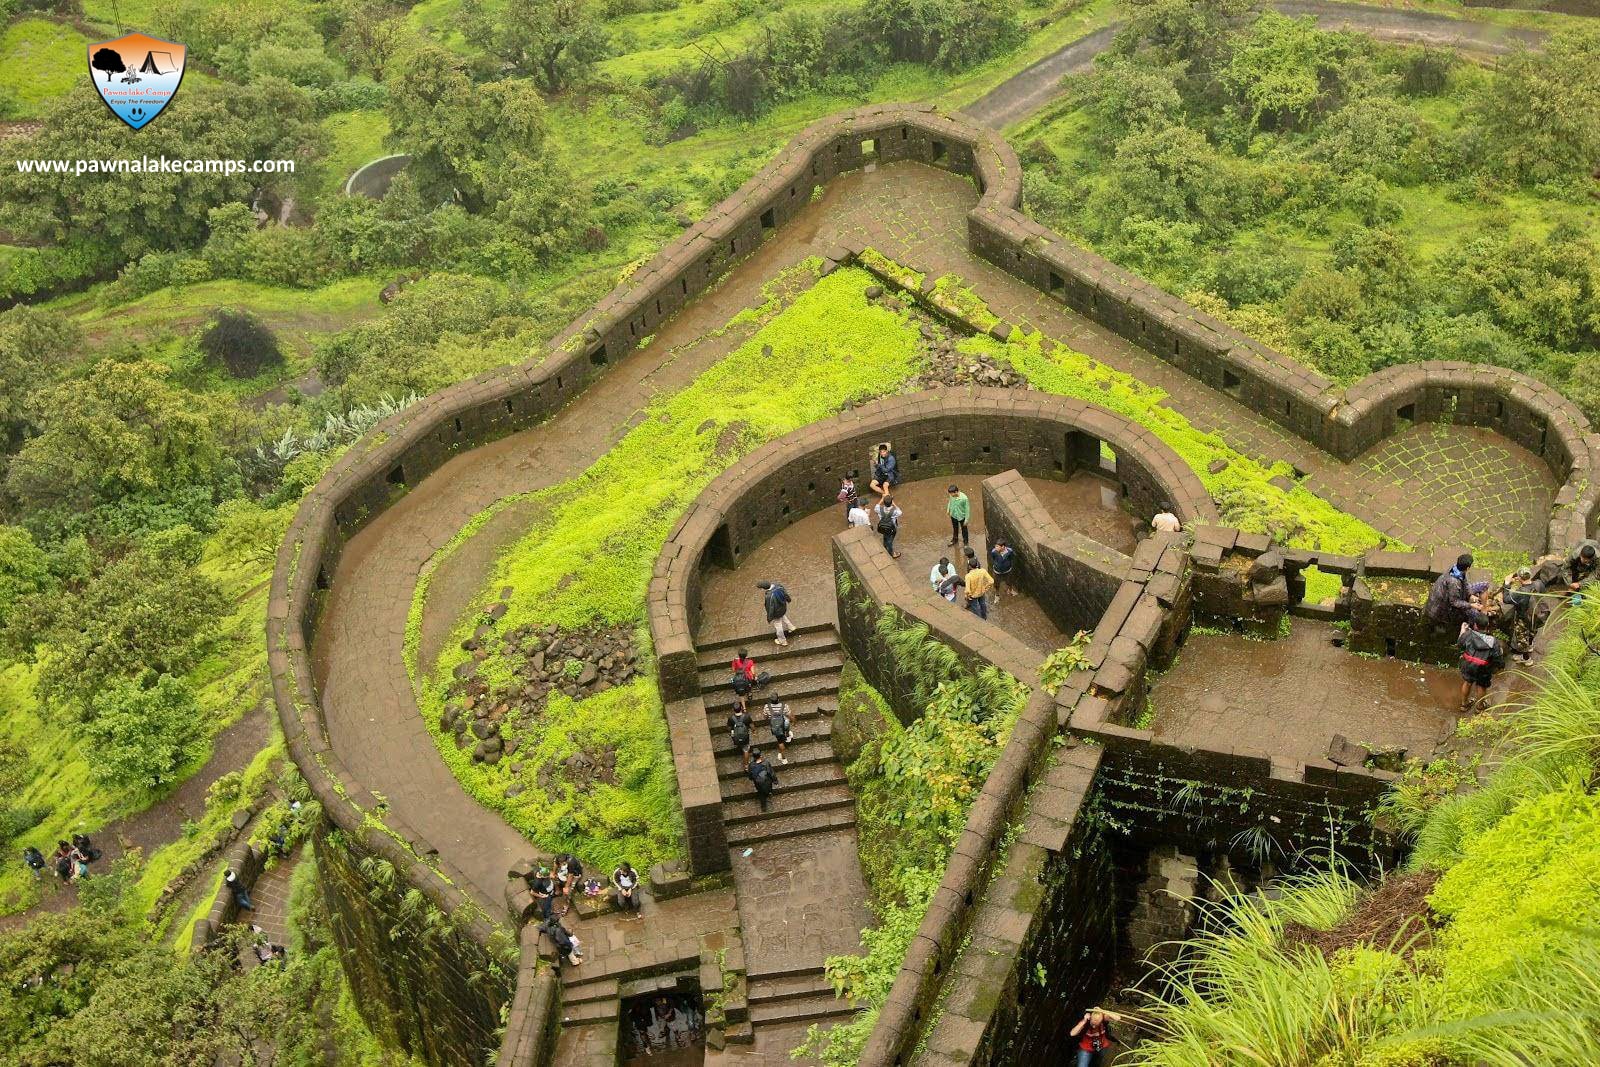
xmin=1070 ymin=1009 xmax=1116 ymax=1067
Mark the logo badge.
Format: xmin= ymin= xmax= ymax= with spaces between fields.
xmin=87 ymin=33 xmax=186 ymax=131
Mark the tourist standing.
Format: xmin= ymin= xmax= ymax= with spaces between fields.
xmin=946 ymin=485 xmax=971 ymax=547
xmin=756 ymin=581 xmax=797 ymax=646
xmin=1426 ymin=554 xmax=1476 ymax=633
xmin=22 ymin=846 xmax=45 ymax=879
xmin=528 ymin=866 xmax=556 ymax=920
xmin=1457 ymin=615 xmax=1506 ymax=714
xmin=988 ymin=538 xmax=1016 ymax=598
xmin=224 ymin=868 xmax=252 ymax=911
xmin=874 ymin=496 xmax=903 ymax=559
xmin=964 ymin=561 xmax=994 ymax=620
xmin=930 ymin=557 xmax=960 ymax=602
xmin=838 ymin=473 xmax=859 ymax=525
xmin=1070 ymin=1009 xmax=1117 ymax=1067
xmin=554 ymin=853 xmax=584 ymax=917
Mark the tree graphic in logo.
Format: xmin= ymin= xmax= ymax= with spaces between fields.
xmin=92 ymin=47 xmax=125 ymax=83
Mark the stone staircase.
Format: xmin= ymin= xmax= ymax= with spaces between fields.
xmin=746 ymin=966 xmax=858 ymax=1028
xmin=696 ymin=626 xmax=858 ymax=850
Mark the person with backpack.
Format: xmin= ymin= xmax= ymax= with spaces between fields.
xmin=728 ymin=704 xmax=754 ymax=769
xmin=612 ymin=861 xmax=643 ymax=916
xmin=847 ymin=497 xmax=871 ymax=530
xmin=23 ymin=846 xmax=45 ymax=879
xmin=755 ymin=580 xmax=796 ymax=646
xmin=874 ymin=496 xmax=903 ymax=559
xmin=930 ymin=557 xmax=960 ymax=602
xmin=1457 ymin=615 xmax=1506 ymax=714
xmin=988 ymin=538 xmax=1016 ymax=598
xmin=71 ymin=834 xmax=100 ymax=864
xmin=747 ymin=749 xmax=779 ymax=811
xmin=946 ymin=485 xmax=971 ymax=548
xmin=51 ymin=841 xmax=74 ymax=882
xmin=764 ymin=700 xmax=793 ymax=765
xmin=1567 ymin=540 xmax=1599 ymax=590
xmin=837 ymin=472 xmax=859 ymax=525
xmin=541 ymin=916 xmax=584 ymax=967
xmin=869 ymin=442 xmax=899 ymax=503
xmin=731 ymin=648 xmax=759 ymax=694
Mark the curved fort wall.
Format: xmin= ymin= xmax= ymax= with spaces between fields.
xmin=268 ymin=102 xmax=1597 ymax=1065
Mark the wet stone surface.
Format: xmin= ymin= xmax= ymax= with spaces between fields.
xmin=1148 ymin=620 xmax=1460 ymax=768
xmin=696 ymin=473 xmax=1138 ymax=654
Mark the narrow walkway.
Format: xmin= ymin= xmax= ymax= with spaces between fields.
xmin=238 ymin=850 xmax=302 ymax=971
xmin=964 ymin=0 xmax=1546 ymax=129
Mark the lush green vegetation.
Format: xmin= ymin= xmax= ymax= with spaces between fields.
xmin=1015 ymin=2 xmax=1600 ymax=421
xmin=801 ymin=603 xmax=1030 ymax=1067
xmin=1127 ymin=600 xmax=1600 ymax=1064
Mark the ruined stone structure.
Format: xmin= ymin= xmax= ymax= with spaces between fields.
xmin=269 ymin=93 xmax=1598 ymax=1067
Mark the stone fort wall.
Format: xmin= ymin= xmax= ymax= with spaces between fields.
xmin=268 ymin=100 xmax=1597 ymax=1064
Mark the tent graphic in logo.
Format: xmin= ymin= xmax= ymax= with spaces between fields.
xmin=88 ymin=32 xmax=186 ymax=130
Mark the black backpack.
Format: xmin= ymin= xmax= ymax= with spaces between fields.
xmin=731 ymin=672 xmax=753 ymax=696
xmin=767 ymin=705 xmax=790 ymax=737
xmin=750 ymin=762 xmax=776 ymax=788
xmin=876 ymin=510 xmax=898 ymax=536
xmin=729 ymin=714 xmax=751 ymax=746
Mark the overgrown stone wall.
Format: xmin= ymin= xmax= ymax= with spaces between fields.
xmin=647 ymin=390 xmax=1214 ymax=875
xmin=313 ymin=826 xmax=516 ymax=1067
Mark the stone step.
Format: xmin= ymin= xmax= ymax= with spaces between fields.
xmin=716 ymin=731 xmax=836 ymax=778
xmin=696 ymin=624 xmax=835 ymax=658
xmin=564 ymin=979 xmax=620 ymax=1005
xmin=700 ymin=667 xmax=842 ymax=705
xmin=725 ymin=798 xmax=858 ymax=848
xmin=708 ymin=697 xmax=836 ymax=737
xmin=695 ymin=634 xmax=842 ymax=672
xmin=561 ymin=997 xmax=619 ymax=1026
xmin=698 ymin=648 xmax=844 ymax=690
xmin=720 ymin=760 xmax=846 ymax=802
xmin=724 ymin=1021 xmax=755 ymax=1045
xmin=723 ymin=779 xmax=853 ymax=827
xmin=748 ymin=970 xmax=836 ymax=1006
xmin=749 ymin=992 xmax=859 ymax=1027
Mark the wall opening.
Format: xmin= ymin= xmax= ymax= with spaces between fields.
xmin=590 ymin=343 xmax=608 ymax=367
xmin=620 ymin=988 xmax=707 ymax=1064
xmin=503 ymin=398 xmax=514 ymax=415
xmin=760 ymin=207 xmax=775 ymax=230
xmin=453 ymin=417 xmax=463 ymax=434
xmin=1397 ymin=402 xmax=1416 ymax=423
xmin=1099 ymin=441 xmax=1118 ymax=476
xmin=707 ymin=523 xmax=734 ymax=567
xmin=1048 ymin=271 xmax=1064 ymax=299
xmin=931 ymin=140 xmax=947 ymax=162
xmin=861 ymin=138 xmax=878 ymax=158
xmin=386 ymin=463 xmax=405 ymax=487
xmin=1221 ymin=369 xmax=1241 ymax=395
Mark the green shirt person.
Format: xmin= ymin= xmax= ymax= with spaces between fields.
xmin=946 ymin=485 xmax=970 ymax=547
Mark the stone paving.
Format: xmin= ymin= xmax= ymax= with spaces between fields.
xmin=306 ymin=156 xmax=1561 ymax=1057
xmin=1148 ymin=620 xmax=1460 ymax=767
xmin=237 ymin=851 xmax=301 ymax=971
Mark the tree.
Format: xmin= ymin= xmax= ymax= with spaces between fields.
xmin=91 ymin=48 xmax=125 ymax=83
xmin=332 ymin=0 xmax=412 ymax=81
xmin=385 ymin=50 xmax=576 ymax=223
xmin=1471 ymin=27 xmax=1600 ymax=185
xmin=199 ymin=309 xmax=284 ymax=379
xmin=0 ymin=305 xmax=80 ymax=448
xmin=5 ymin=360 xmax=235 ymax=512
xmin=0 ymin=81 xmax=322 ymax=261
xmin=860 ymin=0 xmax=1019 ymax=71
xmin=0 ymin=525 xmax=52 ymax=627
xmin=460 ymin=0 xmax=609 ymax=93
xmin=80 ymin=673 xmax=206 ymax=787
xmin=17 ymin=535 xmax=225 ymax=711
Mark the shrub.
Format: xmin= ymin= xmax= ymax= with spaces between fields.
xmin=199 ymin=309 xmax=285 ymax=379
xmin=860 ymin=0 xmax=1020 ymax=70
xmin=80 ymin=673 xmax=207 ymax=788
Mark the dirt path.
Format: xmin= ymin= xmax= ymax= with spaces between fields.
xmin=0 ymin=700 xmax=273 ymax=933
xmin=962 ymin=0 xmax=1547 ymax=129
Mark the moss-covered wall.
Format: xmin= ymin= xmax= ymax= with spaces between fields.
xmin=314 ymin=824 xmax=516 ymax=1067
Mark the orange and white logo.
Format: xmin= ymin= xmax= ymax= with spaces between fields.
xmin=88 ymin=32 xmax=186 ymax=131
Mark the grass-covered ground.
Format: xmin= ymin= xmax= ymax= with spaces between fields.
xmin=0 ymin=19 xmax=86 ymax=120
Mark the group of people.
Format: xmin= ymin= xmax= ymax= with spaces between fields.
xmin=726 ymin=645 xmax=795 ymax=812
xmin=1427 ymin=540 xmax=1599 ymax=713
xmin=522 ymin=856 xmax=649 ymax=968
xmin=837 ymin=444 xmax=1018 ymax=622
xmin=624 ymin=992 xmax=705 ymax=1054
xmin=22 ymin=834 xmax=100 ymax=883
